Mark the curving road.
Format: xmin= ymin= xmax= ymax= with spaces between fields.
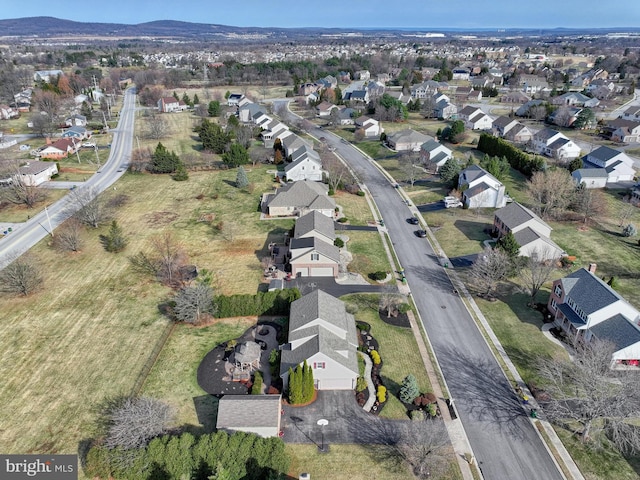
xmin=0 ymin=88 xmax=137 ymax=268
xmin=276 ymin=101 xmax=564 ymax=480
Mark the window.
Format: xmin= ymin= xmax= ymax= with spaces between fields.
xmin=554 ymin=284 xmax=562 ymax=297
xmin=550 ymin=298 xmax=557 ymax=310
xmin=313 ymin=362 xmax=325 ymax=369
xmin=311 ymin=253 xmax=319 ymax=261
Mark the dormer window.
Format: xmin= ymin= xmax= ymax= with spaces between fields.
xmin=311 ymin=253 xmax=319 ymax=261
xmin=554 ymin=285 xmax=562 ymax=297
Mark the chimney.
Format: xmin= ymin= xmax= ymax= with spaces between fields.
xmin=588 ymin=263 xmax=597 ymax=274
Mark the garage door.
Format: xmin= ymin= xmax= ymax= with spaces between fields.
xmin=311 ymin=267 xmax=334 ymax=277
xmin=296 ymin=268 xmax=309 ymax=277
xmin=317 ymin=378 xmax=354 ymax=390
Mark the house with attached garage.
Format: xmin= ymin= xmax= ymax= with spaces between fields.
xmin=282 ymin=146 xmax=324 ymax=182
xmin=532 ymin=128 xmax=581 ymax=160
xmin=547 ymin=265 xmax=640 ymax=368
xmin=12 ymin=161 xmax=58 ymax=186
xmin=61 ymin=125 xmax=91 ymax=141
xmin=37 ymin=137 xmax=80 ymax=160
xmin=576 ymin=145 xmax=636 ymax=184
xmin=420 ymin=139 xmax=452 ymax=172
xmin=288 ymin=210 xmax=340 ymax=278
xmin=492 ymin=116 xmax=532 ymax=144
xmin=493 ymin=202 xmax=565 ymax=258
xmin=157 ymin=97 xmax=187 ymax=113
xmin=280 ymin=290 xmax=359 ymax=390
xmin=262 ymin=180 xmax=336 ymax=218
xmin=458 ymin=165 xmax=507 ymax=209
xmin=386 ymin=129 xmax=432 ymax=152
xmin=354 ymin=116 xmax=383 ymax=138
xmin=227 ymin=93 xmax=245 ymax=107
xmin=458 ymin=105 xmax=493 ymax=131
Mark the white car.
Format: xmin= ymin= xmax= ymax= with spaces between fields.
xmin=82 ymin=142 xmax=96 ymax=148
xmin=19 ymin=144 xmax=30 ymax=151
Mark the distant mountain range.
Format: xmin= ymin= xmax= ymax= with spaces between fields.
xmin=0 ymin=16 xmax=638 ymax=40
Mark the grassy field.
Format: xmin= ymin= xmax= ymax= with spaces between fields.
xmin=0 ymin=188 xmax=69 ymax=223
xmin=341 ymin=294 xmax=432 ymax=420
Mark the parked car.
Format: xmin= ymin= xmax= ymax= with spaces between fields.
xmin=19 ymin=144 xmax=31 ymax=151
xmin=443 ymin=196 xmax=462 ymax=208
xmin=407 ymin=217 xmax=419 ymax=225
xmin=82 ymin=142 xmax=96 ymax=148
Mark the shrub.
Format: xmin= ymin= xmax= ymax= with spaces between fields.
xmin=377 ymin=385 xmax=387 ymax=403
xmin=251 ymin=371 xmax=263 ymax=395
xmin=368 ymin=271 xmax=387 ymax=281
xmin=336 ymin=217 xmax=348 ymax=223
xmin=334 ymin=237 xmax=345 ymax=248
xmin=356 ymin=377 xmax=368 ymax=393
xmin=427 ymin=403 xmax=438 ymax=417
xmin=410 ymin=410 xmax=426 ymax=421
xmin=399 ymin=374 xmax=420 ymax=404
xmin=397 ymin=303 xmax=411 ymax=314
xmin=370 ymin=350 xmax=381 ymax=365
xmin=622 ymin=223 xmax=637 ymax=237
xmin=215 ymin=288 xmax=301 ymax=317
xmin=356 ymin=190 xmax=365 ymax=196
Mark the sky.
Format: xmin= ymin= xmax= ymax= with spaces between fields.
xmin=3 ymin=0 xmax=640 ymax=30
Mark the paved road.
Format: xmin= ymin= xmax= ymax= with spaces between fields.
xmin=0 ymin=88 xmax=137 ymax=268
xmin=276 ymin=101 xmax=564 ymax=479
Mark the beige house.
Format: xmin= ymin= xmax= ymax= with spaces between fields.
xmin=386 ymin=129 xmax=432 ymax=152
xmin=14 ymin=161 xmax=58 ymax=186
xmin=262 ymin=181 xmax=336 ymax=218
xmin=288 ymin=211 xmax=339 ymax=277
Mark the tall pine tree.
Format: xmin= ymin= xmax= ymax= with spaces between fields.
xmin=235 ymin=166 xmax=249 ymax=188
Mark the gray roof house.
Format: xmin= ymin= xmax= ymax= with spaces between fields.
xmin=386 ymin=129 xmax=432 ymax=152
xmin=289 ymin=209 xmax=339 ymax=278
xmin=420 ymin=139 xmax=453 ymax=172
xmin=282 ymin=146 xmax=323 ymax=182
xmin=293 ymin=210 xmax=336 ymax=245
xmin=493 ymin=202 xmax=565 ymax=258
xmin=216 ymin=395 xmax=282 ymax=438
xmin=280 ymin=290 xmax=359 ymax=390
xmin=548 ymin=266 xmax=640 ymax=367
xmin=262 ymin=181 xmax=336 ymax=218
xmin=458 ymin=165 xmax=506 ymax=209
xmin=580 ymin=146 xmax=636 ymax=184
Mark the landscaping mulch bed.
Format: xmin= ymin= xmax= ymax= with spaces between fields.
xmin=378 ymin=310 xmax=410 ymax=328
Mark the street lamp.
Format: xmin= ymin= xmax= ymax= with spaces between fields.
xmin=317 ymin=418 xmax=329 ymax=453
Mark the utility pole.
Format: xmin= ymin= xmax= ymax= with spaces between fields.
xmin=44 ymin=205 xmax=54 ymax=237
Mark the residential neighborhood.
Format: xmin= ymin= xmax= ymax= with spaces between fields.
xmin=2 ymin=10 xmax=640 ymax=480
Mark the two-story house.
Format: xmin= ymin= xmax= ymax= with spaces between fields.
xmin=547 ymin=265 xmax=640 ymax=367
xmin=458 ymin=106 xmax=493 ymax=131
xmin=458 ymin=165 xmax=506 ymax=209
xmin=532 ymin=128 xmax=581 ymax=160
xmin=575 ymin=145 xmax=636 ymax=185
xmin=283 ymin=146 xmax=324 ymax=182
xmin=287 ymin=211 xmax=340 ymax=278
xmin=420 ymin=139 xmax=453 ymax=172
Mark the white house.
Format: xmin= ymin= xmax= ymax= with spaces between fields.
xmin=548 ymin=265 xmax=640 ymax=368
xmin=15 ymin=161 xmax=58 ymax=186
xmin=288 ymin=210 xmax=340 ymax=278
xmin=283 ymin=146 xmax=324 ymax=182
xmin=262 ymin=181 xmax=336 ymax=218
xmin=581 ymin=146 xmax=636 ymax=183
xmin=420 ymin=139 xmax=452 ymax=172
xmin=532 ymin=128 xmax=581 ymax=160
xmin=493 ymin=202 xmax=565 ymax=258
xmin=571 ymin=169 xmax=609 ymax=189
xmin=458 ymin=165 xmax=506 ymax=209
xmin=280 ymin=290 xmax=359 ymax=390
xmin=354 ymin=116 xmax=383 ymax=138
xmin=458 ymin=106 xmax=493 ymax=131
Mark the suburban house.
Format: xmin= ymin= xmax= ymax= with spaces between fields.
xmin=316 ymin=101 xmax=339 ymax=117
xmin=493 ymin=202 xmax=565 ymax=258
xmin=548 ymin=107 xmax=582 ymax=128
xmin=227 ymin=93 xmax=245 ymax=107
xmin=575 ymin=146 xmax=637 ymax=185
xmin=283 ymin=146 xmax=324 ymax=182
xmin=61 ymin=125 xmax=90 ymax=140
xmin=0 ymin=104 xmax=19 ymax=120
xmin=492 ymin=116 xmax=533 ymax=144
xmin=458 ymin=106 xmax=493 ymax=131
xmin=458 ymin=165 xmax=507 ymax=209
xmin=33 ymin=69 xmax=63 ymax=83
xmin=13 ymin=161 xmax=58 ymax=186
xmin=262 ymin=180 xmax=336 ymax=218
xmin=531 ymin=128 xmax=581 ymax=160
xmin=216 ymin=395 xmax=282 ymax=438
xmin=14 ymin=89 xmax=32 ymax=112
xmin=386 ymin=129 xmax=432 ymax=152
xmin=288 ymin=210 xmax=340 ymax=278
xmin=354 ymin=116 xmax=383 ymax=138
xmin=433 ymin=95 xmax=457 ymax=119
xmin=551 ymin=92 xmax=600 ymax=108
xmin=501 ymin=91 xmax=531 ymax=104
xmin=337 ymin=107 xmax=357 ymax=125
xmin=37 ymin=138 xmax=79 ymax=160
xmin=420 ymin=139 xmax=453 ymax=172
xmin=547 ymin=265 xmax=640 ymax=368
xmin=621 ymin=106 xmax=640 ymax=122
xmin=238 ymin=102 xmax=264 ymax=123
xmin=282 ymin=134 xmax=313 ymax=158
xmin=64 ymin=114 xmax=87 ymax=127
xmin=610 ymin=119 xmax=640 ymax=144
xmin=280 ymin=290 xmax=359 ymax=390
xmin=157 ymin=97 xmax=187 ymax=113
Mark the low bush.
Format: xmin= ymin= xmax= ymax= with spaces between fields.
xmin=370 ymin=350 xmax=381 ymax=365
xmin=368 ymin=271 xmax=387 ymax=281
xmin=215 ymin=288 xmax=301 ymax=317
xmin=377 ymin=385 xmax=387 ymax=403
xmin=356 ymin=377 xmax=368 ymax=393
xmin=356 ymin=190 xmax=365 ymax=197
xmin=397 ymin=303 xmax=411 ymax=314
xmin=427 ymin=403 xmax=438 ymax=417
xmin=336 ymin=217 xmax=348 ymax=223
xmin=410 ymin=410 xmax=426 ymax=421
xmin=334 ymin=237 xmax=345 ymax=248
xmin=251 ymin=371 xmax=263 ymax=395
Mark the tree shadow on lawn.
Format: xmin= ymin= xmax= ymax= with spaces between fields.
xmin=254 ymin=226 xmax=291 ymax=264
xmin=192 ymin=394 xmax=220 ymax=433
xmin=453 ymin=219 xmax=492 ymax=245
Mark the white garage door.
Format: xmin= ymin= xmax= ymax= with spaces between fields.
xmin=318 ymin=378 xmax=354 ymax=390
xmin=296 ymin=267 xmax=309 ymax=277
xmin=311 ymin=267 xmax=334 ymax=277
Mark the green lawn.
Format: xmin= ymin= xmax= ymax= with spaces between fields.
xmin=344 ymin=230 xmax=392 ymax=281
xmin=341 ymin=294 xmax=432 ymax=420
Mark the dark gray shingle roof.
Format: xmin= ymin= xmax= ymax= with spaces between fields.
xmin=590 ymin=314 xmax=640 ymax=352
xmin=217 ymin=395 xmax=281 ymax=429
xmin=561 ymin=268 xmax=621 ymax=315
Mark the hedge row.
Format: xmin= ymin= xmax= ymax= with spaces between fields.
xmin=477 ymin=133 xmax=546 ymax=177
xmin=215 ymin=288 xmax=301 ymax=318
xmin=85 ymin=430 xmax=290 ymax=480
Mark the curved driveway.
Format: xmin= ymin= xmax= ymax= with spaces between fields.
xmin=276 ymin=101 xmax=564 ymax=480
xmin=0 ymin=88 xmax=137 ymax=268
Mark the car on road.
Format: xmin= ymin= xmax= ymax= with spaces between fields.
xmin=415 ymin=229 xmax=427 ymax=238
xmin=407 ymin=217 xmax=419 ymax=225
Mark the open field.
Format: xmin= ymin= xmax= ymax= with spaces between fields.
xmin=0 ymin=188 xmax=68 ymax=223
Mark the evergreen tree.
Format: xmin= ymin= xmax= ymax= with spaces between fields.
xmin=80 ymin=101 xmax=93 ymax=120
xmin=182 ymin=92 xmax=191 ymax=106
xmin=235 ymin=166 xmax=249 ymax=188
xmin=301 ymin=360 xmax=314 ymax=402
xmin=99 ymin=220 xmax=128 ymax=253
xmin=172 ymin=163 xmax=189 ymax=181
xmin=173 ymin=91 xmax=179 ymax=101
xmin=222 ymin=143 xmax=249 ymax=167
xmin=399 ymin=374 xmax=420 ymax=404
xmin=568 ymin=157 xmax=583 ymax=173
xmin=438 ymin=158 xmax=461 ymax=187
xmin=288 ymin=366 xmax=303 ymax=404
xmin=481 ymin=155 xmax=510 ymax=181
xmin=193 ymin=93 xmax=200 ymax=106
xmin=148 ymin=142 xmax=182 ymax=173
xmin=197 ymin=119 xmax=231 ymax=153
xmin=208 ymin=100 xmax=221 ymax=117
xmin=496 ymin=231 xmax=520 ymax=259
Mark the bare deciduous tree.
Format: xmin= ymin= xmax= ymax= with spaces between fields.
xmin=379 ymin=285 xmax=402 ymax=318
xmin=538 ymin=340 xmax=640 ymax=454
xmin=572 ymin=186 xmax=608 ymax=223
xmin=617 ymin=195 xmax=639 ymax=227
xmin=53 ymin=217 xmax=84 ymax=253
xmin=399 ymin=152 xmax=421 ymax=187
xmin=67 ymin=187 xmax=110 ymax=228
xmin=518 ymin=248 xmax=559 ymax=304
xmin=527 ymin=169 xmax=575 ymax=219
xmin=102 ymin=396 xmax=175 ymax=450
xmin=0 ymin=254 xmax=43 ymax=296
xmin=129 ymin=232 xmax=189 ymax=287
xmin=129 ymin=148 xmax=152 ymax=173
xmin=392 ymin=421 xmax=449 ymax=478
xmin=0 ymin=175 xmax=48 ymax=209
xmin=322 ymin=155 xmax=352 ymax=192
xmin=173 ymin=283 xmax=216 ymax=324
xmin=144 ymin=113 xmax=169 ymax=140
xmin=30 ymin=113 xmax=56 ymax=138
xmin=469 ymin=246 xmax=510 ymax=297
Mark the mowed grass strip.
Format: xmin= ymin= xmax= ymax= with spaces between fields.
xmin=341 ymin=294 xmax=431 ymax=419
xmin=345 ymin=230 xmax=392 ymax=280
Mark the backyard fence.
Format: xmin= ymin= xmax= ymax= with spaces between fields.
xmin=130 ymin=321 xmax=176 ymax=397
